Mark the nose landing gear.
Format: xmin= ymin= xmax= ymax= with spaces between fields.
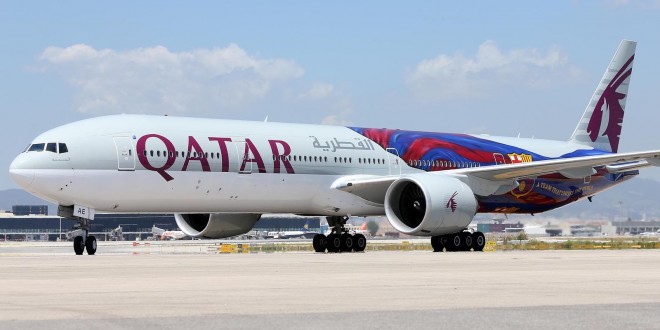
xmin=71 ymin=217 xmax=97 ymax=255
xmin=59 ymin=206 xmax=97 ymax=256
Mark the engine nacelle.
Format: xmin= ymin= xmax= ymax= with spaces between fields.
xmin=174 ymin=213 xmax=261 ymax=239
xmin=384 ymin=174 xmax=477 ymax=236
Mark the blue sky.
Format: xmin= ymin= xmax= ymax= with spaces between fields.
xmin=2 ymin=1 xmax=660 ymax=189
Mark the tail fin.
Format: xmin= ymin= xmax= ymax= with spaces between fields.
xmin=569 ymin=40 xmax=636 ymax=153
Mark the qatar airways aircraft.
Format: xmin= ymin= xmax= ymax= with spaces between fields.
xmin=9 ymin=40 xmax=660 ymax=255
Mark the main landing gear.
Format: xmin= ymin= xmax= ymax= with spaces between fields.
xmin=71 ymin=217 xmax=97 ymax=256
xmin=313 ymin=216 xmax=367 ymax=253
xmin=431 ymin=231 xmax=485 ymax=252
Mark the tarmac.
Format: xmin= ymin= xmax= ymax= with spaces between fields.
xmin=2 ymin=241 xmax=660 ymax=329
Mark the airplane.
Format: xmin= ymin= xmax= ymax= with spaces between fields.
xmin=8 ymin=39 xmax=660 ymax=255
xmin=325 ymin=222 xmax=370 ymax=237
xmin=151 ymin=225 xmax=187 ymax=240
xmin=267 ymin=220 xmax=319 ymax=239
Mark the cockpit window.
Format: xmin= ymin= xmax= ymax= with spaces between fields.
xmin=26 ymin=142 xmax=69 ymax=153
xmin=28 ymin=143 xmax=45 ymax=152
xmin=46 ymin=143 xmax=57 ymax=153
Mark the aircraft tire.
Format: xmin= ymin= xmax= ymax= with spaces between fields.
xmin=446 ymin=234 xmax=461 ymax=252
xmin=85 ymin=236 xmax=97 ymax=255
xmin=460 ymin=232 xmax=473 ymax=251
xmin=340 ymin=233 xmax=354 ymax=252
xmin=353 ymin=234 xmax=367 ymax=252
xmin=473 ymin=232 xmax=486 ymax=252
xmin=326 ymin=234 xmax=341 ymax=253
xmin=312 ymin=234 xmax=326 ymax=253
xmin=431 ymin=236 xmax=444 ymax=252
xmin=73 ymin=236 xmax=85 ymax=255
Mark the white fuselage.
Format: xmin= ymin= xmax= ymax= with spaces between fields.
xmin=9 ymin=114 xmax=615 ymax=217
xmin=10 ymin=115 xmax=416 ymax=216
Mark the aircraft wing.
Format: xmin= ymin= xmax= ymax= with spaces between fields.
xmin=335 ymin=150 xmax=660 ymax=202
xmin=449 ymin=149 xmax=660 ymax=181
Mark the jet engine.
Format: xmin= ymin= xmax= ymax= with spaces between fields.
xmin=174 ymin=213 xmax=261 ymax=239
xmin=384 ymin=174 xmax=477 ymax=236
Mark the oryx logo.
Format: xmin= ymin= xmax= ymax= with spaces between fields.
xmin=586 ymin=54 xmax=634 ymax=153
xmin=446 ymin=191 xmax=458 ymax=212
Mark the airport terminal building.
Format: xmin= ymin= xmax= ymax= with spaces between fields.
xmin=613 ymin=220 xmax=660 ymax=235
xmin=1 ymin=205 xmax=321 ymax=241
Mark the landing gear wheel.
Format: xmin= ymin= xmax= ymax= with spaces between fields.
xmin=312 ymin=234 xmax=326 ymax=253
xmin=473 ymin=231 xmax=486 ymax=252
xmin=326 ymin=234 xmax=342 ymax=253
xmin=446 ymin=234 xmax=461 ymax=252
xmin=353 ymin=234 xmax=367 ymax=252
xmin=340 ymin=233 xmax=354 ymax=252
xmin=431 ymin=236 xmax=444 ymax=252
xmin=73 ymin=236 xmax=85 ymax=255
xmin=460 ymin=232 xmax=473 ymax=251
xmin=85 ymin=236 xmax=97 ymax=255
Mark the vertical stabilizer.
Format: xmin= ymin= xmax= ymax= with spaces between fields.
xmin=569 ymin=40 xmax=636 ymax=153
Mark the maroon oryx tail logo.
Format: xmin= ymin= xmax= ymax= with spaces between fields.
xmin=446 ymin=191 xmax=458 ymax=212
xmin=586 ymin=54 xmax=634 ymax=153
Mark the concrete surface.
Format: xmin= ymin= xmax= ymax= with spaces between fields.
xmin=1 ymin=242 xmax=660 ymax=329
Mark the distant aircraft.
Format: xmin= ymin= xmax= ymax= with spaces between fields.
xmin=9 ymin=40 xmax=660 ymax=255
xmin=266 ymin=221 xmax=319 ymax=239
xmin=151 ymin=225 xmax=187 ymax=240
xmin=325 ymin=222 xmax=369 ymax=237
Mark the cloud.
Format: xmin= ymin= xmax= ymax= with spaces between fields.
xmin=297 ymin=82 xmax=335 ymax=100
xmin=321 ymin=114 xmax=353 ymax=126
xmin=37 ymin=44 xmax=304 ymax=114
xmin=406 ymin=41 xmax=582 ymax=102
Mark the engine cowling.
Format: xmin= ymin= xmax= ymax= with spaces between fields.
xmin=174 ymin=213 xmax=261 ymax=239
xmin=384 ymin=174 xmax=477 ymax=236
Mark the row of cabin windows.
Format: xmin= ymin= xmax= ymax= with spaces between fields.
xmin=25 ymin=143 xmax=69 ymax=154
xmin=143 ymin=150 xmax=216 ymax=159
xmin=409 ymin=159 xmax=481 ymax=168
xmin=273 ymin=155 xmax=386 ymax=165
xmin=142 ymin=149 xmax=387 ymax=166
xmin=140 ymin=150 xmax=480 ymax=169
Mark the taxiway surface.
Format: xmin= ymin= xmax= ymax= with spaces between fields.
xmin=1 ymin=243 xmax=660 ymax=329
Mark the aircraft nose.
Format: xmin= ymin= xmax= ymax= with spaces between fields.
xmin=9 ymin=156 xmax=34 ymax=189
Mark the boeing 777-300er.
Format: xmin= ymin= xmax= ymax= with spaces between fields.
xmin=9 ymin=40 xmax=660 ymax=255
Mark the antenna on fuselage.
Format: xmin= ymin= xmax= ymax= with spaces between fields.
xmin=264 ymin=115 xmax=269 ymax=123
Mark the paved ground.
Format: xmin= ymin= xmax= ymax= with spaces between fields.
xmin=1 ymin=242 xmax=660 ymax=329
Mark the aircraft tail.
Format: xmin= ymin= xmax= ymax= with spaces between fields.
xmin=569 ymin=40 xmax=636 ymax=153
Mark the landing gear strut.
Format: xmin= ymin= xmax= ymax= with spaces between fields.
xmin=313 ymin=216 xmax=367 ymax=253
xmin=431 ymin=231 xmax=485 ymax=252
